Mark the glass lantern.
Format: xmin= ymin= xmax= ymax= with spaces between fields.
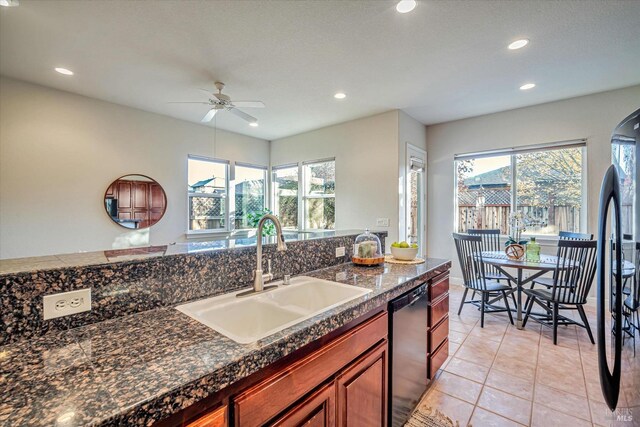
xmin=352 ymin=229 xmax=384 ymax=266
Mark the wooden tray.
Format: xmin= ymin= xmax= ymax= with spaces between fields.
xmin=352 ymin=256 xmax=385 ymax=266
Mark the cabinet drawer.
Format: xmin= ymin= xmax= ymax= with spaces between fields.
xmin=234 ymin=311 xmax=388 ymax=426
xmin=428 ymin=316 xmax=449 ymax=352
xmin=429 ymin=275 xmax=449 ymax=302
xmin=428 ymin=295 xmax=449 ymax=328
xmin=186 ymin=404 xmax=227 ymax=427
xmin=428 ymin=339 xmax=449 ymax=379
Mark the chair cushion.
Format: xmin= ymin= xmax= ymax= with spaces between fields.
xmin=467 ymin=279 xmax=511 ymax=292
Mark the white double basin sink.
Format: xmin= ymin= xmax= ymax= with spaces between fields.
xmin=176 ymin=276 xmax=372 ymax=344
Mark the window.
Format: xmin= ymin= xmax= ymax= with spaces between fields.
xmin=188 ymin=156 xmax=228 ymax=232
xmin=271 ymin=158 xmax=336 ymax=231
xmin=234 ymin=163 xmax=267 ymax=229
xmin=455 ymin=141 xmax=586 ymax=236
xmin=303 ymin=159 xmax=335 ymax=230
xmin=272 ymin=164 xmax=299 ymax=230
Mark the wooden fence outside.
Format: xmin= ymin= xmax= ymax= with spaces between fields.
xmin=458 ymin=205 xmax=581 ymax=234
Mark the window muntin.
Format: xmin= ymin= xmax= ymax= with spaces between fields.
xmin=303 ymin=160 xmax=335 ymax=230
xmin=188 ymin=157 xmax=228 ymax=232
xmin=272 ymin=165 xmax=299 ymax=230
xmin=455 ymin=144 xmax=585 ymax=236
xmin=234 ymin=164 xmax=267 ymax=230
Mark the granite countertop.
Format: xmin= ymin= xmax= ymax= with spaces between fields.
xmin=0 ymin=258 xmax=450 ymax=426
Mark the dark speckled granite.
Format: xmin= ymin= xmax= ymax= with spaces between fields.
xmin=0 ymin=259 xmax=449 ymax=427
xmin=1 ymin=232 xmax=385 ymax=345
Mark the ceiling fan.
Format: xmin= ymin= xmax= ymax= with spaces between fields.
xmin=170 ymin=81 xmax=265 ymax=124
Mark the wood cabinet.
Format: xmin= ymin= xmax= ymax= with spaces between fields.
xmin=186 ymin=405 xmax=227 ymax=427
xmin=271 ymin=382 xmax=335 ymax=427
xmin=336 ymin=342 xmax=387 ymax=427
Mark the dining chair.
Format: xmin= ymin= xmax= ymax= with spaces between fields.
xmin=467 ymin=229 xmax=517 ymax=307
xmin=522 ymin=239 xmax=597 ymax=345
xmin=453 ymin=233 xmax=514 ymax=328
xmin=531 ymin=231 xmax=593 ymax=289
xmin=621 ymin=242 xmax=639 ymax=356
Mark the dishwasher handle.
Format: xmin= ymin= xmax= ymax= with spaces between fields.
xmin=408 ymin=286 xmax=427 ymax=306
xmin=390 ymin=284 xmax=427 ymax=312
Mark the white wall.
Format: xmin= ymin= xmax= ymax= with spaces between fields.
xmin=0 ymin=77 xmax=269 ymax=259
xmin=426 ymin=85 xmax=640 ymax=281
xmin=271 ymin=111 xmax=401 ymax=249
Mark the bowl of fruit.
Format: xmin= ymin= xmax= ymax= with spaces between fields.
xmin=390 ymin=241 xmax=419 ymax=261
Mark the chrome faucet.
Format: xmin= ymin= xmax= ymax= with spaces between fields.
xmin=237 ymin=214 xmax=287 ymax=297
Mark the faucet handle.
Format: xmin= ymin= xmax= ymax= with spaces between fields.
xmin=283 ymin=274 xmax=291 ymax=285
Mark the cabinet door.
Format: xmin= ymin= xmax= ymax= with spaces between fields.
xmin=336 ymin=341 xmax=387 ymax=427
xmin=270 ymin=382 xmax=335 ymax=427
xmin=187 ymin=404 xmax=227 ymax=427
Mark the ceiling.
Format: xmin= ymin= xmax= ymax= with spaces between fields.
xmin=1 ymin=1 xmax=639 ymax=141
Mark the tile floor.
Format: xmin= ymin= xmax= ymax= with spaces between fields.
xmin=416 ymin=284 xmax=640 ymax=427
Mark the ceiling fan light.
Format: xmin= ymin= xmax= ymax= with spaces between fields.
xmin=520 ymin=83 xmax=536 ymax=90
xmin=249 ymin=122 xmax=259 ymax=127
xmin=334 ymin=92 xmax=346 ymax=99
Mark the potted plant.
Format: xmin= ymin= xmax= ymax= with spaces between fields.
xmin=505 ymin=211 xmax=528 ymax=260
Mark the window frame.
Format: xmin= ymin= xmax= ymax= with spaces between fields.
xmin=187 ymin=155 xmax=230 ymax=235
xmin=271 ymin=157 xmax=336 ymax=232
xmin=272 ymin=163 xmax=301 ymax=230
xmin=453 ymin=140 xmax=588 ymax=238
xmin=233 ymin=162 xmax=268 ymax=231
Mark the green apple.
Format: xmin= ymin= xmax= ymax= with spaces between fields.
xmin=399 ymin=241 xmax=410 ymax=248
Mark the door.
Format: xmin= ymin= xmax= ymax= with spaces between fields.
xmin=336 ymin=342 xmax=387 ymax=427
xmin=270 ymin=383 xmax=335 ymax=427
xmin=406 ymin=145 xmax=426 ymax=256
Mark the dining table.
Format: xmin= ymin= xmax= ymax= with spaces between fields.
xmin=479 ymin=251 xmax=576 ymax=330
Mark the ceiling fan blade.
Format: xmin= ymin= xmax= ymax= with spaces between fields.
xmin=232 ymin=101 xmax=265 ymax=108
xmin=201 ymin=109 xmax=217 ymax=122
xmin=229 ymin=107 xmax=257 ymax=123
xmin=167 ymin=101 xmax=212 ymax=104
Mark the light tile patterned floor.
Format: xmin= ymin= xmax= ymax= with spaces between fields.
xmin=416 ymin=285 xmax=640 ymax=427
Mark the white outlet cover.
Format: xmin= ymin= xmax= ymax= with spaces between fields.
xmin=335 ymin=246 xmax=346 ymax=257
xmin=43 ymin=288 xmax=91 ymax=320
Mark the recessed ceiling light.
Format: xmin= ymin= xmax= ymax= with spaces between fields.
xmin=0 ymin=0 xmax=19 ymax=7
xmin=334 ymin=92 xmax=346 ymax=99
xmin=508 ymin=39 xmax=529 ymax=50
xmin=396 ymin=0 xmax=416 ymax=13
xmin=520 ymin=83 xmax=536 ymax=90
xmin=249 ymin=122 xmax=259 ymax=127
xmin=55 ymin=67 xmax=74 ymax=76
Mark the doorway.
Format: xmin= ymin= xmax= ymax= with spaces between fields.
xmin=406 ymin=145 xmax=426 ymax=256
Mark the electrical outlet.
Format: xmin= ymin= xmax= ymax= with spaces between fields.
xmin=376 ymin=218 xmax=390 ymax=227
xmin=43 ymin=289 xmax=91 ymax=320
xmin=335 ymin=246 xmax=346 ymax=257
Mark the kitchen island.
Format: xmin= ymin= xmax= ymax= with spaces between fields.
xmin=0 ymin=259 xmax=450 ymax=426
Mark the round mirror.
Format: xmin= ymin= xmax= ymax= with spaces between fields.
xmin=104 ymin=174 xmax=167 ymax=229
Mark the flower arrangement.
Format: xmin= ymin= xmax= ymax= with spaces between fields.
xmin=505 ymin=211 xmax=529 ymax=247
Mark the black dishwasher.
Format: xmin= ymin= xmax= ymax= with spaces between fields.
xmin=388 ymin=283 xmax=429 ymax=427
